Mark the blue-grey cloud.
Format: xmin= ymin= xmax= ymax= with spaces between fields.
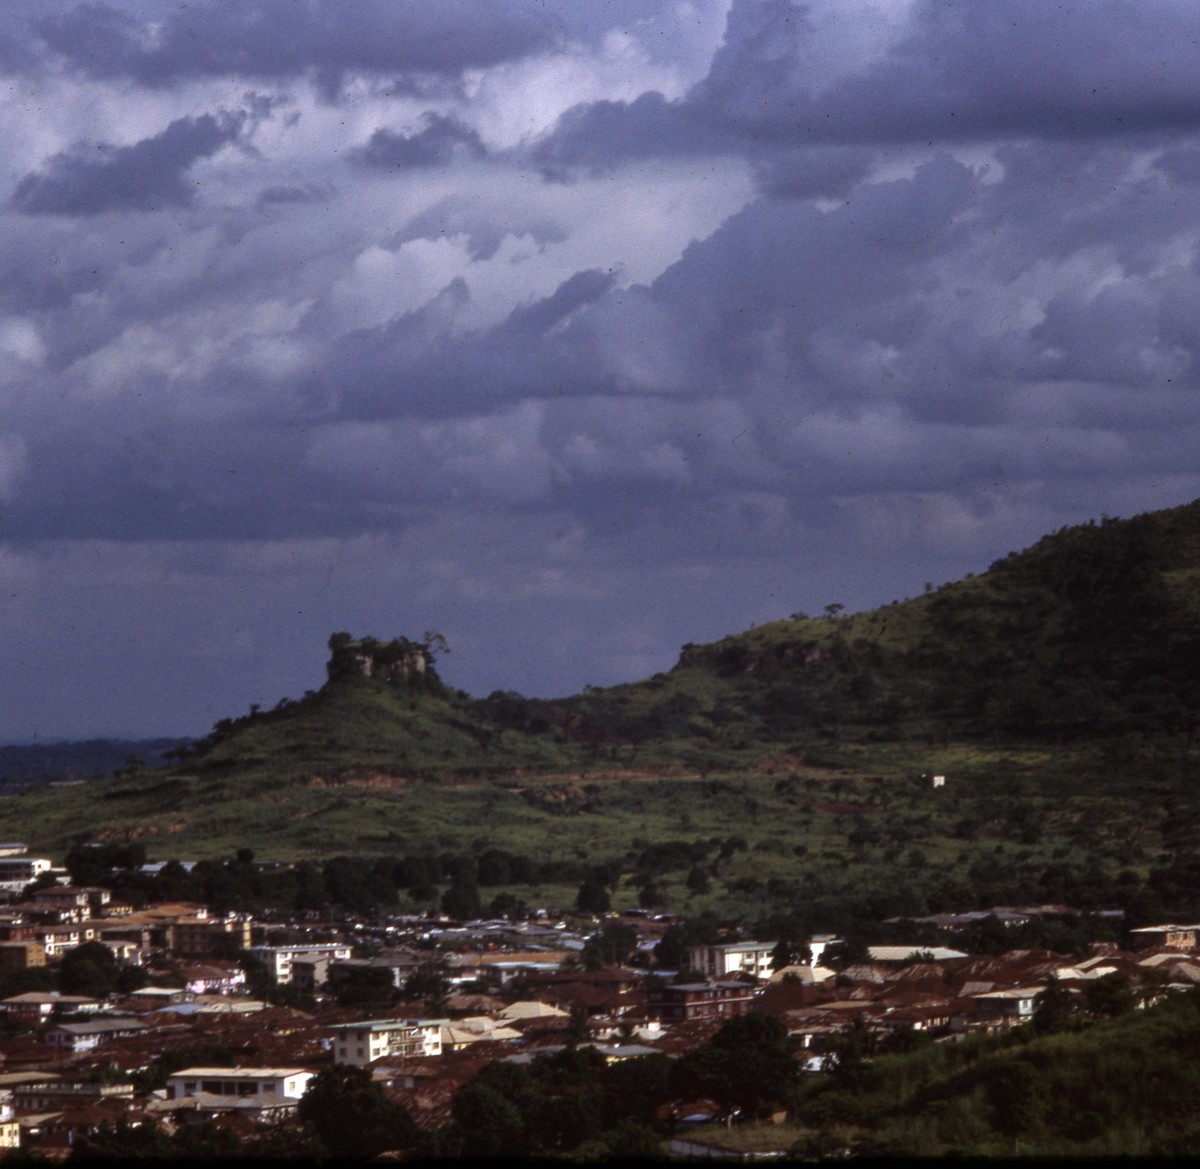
xmin=12 ymin=113 xmax=244 ymax=215
xmin=34 ymin=0 xmax=559 ymax=87
xmin=354 ymin=114 xmax=487 ymax=170
xmin=533 ymin=0 xmax=1200 ymax=181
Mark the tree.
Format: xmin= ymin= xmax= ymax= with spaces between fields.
xmin=333 ymin=966 xmax=396 ymax=1012
xmin=686 ymin=865 xmax=711 ymax=896
xmin=1085 ymin=972 xmax=1135 ymax=1018
xmin=60 ymin=941 xmax=119 ymax=997
xmin=1032 ymin=975 xmax=1077 ymax=1034
xmin=674 ymin=1014 xmax=798 ymax=1118
xmin=298 ymin=1066 xmax=416 ymax=1159
xmin=452 ymin=1081 xmax=529 ymax=1159
xmin=583 ymin=920 xmax=638 ymax=970
xmin=576 ymin=875 xmax=610 ymax=914
xmin=403 ymin=961 xmax=449 ymax=1012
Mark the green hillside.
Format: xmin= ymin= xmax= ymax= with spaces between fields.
xmin=551 ymin=497 xmax=1200 ymax=751
xmin=3 ymin=500 xmax=1200 ymax=885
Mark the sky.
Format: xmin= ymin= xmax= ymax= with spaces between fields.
xmin=3 ymin=0 xmax=1200 ymax=740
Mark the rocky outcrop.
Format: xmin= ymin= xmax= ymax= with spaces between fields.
xmin=326 ymin=633 xmax=438 ymax=686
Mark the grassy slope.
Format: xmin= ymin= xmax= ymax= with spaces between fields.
xmin=795 ymin=991 xmax=1200 ymax=1157
xmin=1 ymin=500 xmax=1199 ymax=912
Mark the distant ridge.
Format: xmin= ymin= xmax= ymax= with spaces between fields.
xmin=0 ymin=739 xmax=190 ymax=793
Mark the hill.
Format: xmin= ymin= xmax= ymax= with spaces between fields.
xmin=2 ymin=500 xmax=1200 ymax=921
xmin=549 ymin=497 xmax=1200 ymax=753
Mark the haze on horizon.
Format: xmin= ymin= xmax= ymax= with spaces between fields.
xmin=2 ymin=0 xmax=1200 ymax=741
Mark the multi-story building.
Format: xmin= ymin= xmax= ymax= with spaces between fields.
xmin=687 ymin=941 xmax=777 ymax=980
xmin=647 ymin=981 xmax=756 ymax=1022
xmin=245 ymin=943 xmax=351 ymax=984
xmin=328 ymin=1018 xmax=445 ymax=1065
xmin=173 ymin=914 xmax=253 ymax=958
xmin=0 ymin=941 xmax=46 ymax=970
xmin=0 ymin=856 xmax=55 ymax=896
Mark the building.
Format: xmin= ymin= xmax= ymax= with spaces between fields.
xmin=12 ymin=1080 xmax=135 ymax=1114
xmin=44 ymin=1018 xmax=149 ymax=1053
xmin=325 ymin=951 xmax=423 ymax=993
xmin=245 ymin=943 xmax=352 ymax=984
xmin=1128 ymin=924 xmax=1200 ymax=951
xmin=972 ymin=987 xmax=1044 ymax=1026
xmin=0 ymin=856 xmax=55 ymax=896
xmin=647 ymin=981 xmax=756 ymax=1022
xmin=173 ymin=914 xmax=253 ymax=958
xmin=0 ymin=941 xmax=46 ymax=970
xmin=328 ymin=1019 xmax=445 ymax=1065
xmin=166 ymin=1067 xmax=313 ymax=1100
xmin=0 ymin=992 xmax=100 ymax=1023
xmin=687 ymin=941 xmax=777 ymax=980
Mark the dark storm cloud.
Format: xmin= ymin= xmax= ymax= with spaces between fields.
xmin=753 ymin=146 xmax=876 ymax=200
xmin=354 ymin=114 xmax=487 ymax=170
xmin=11 ymin=112 xmax=244 ymax=215
xmin=535 ymin=0 xmax=1200 ymax=178
xmin=34 ymin=0 xmax=559 ymax=86
xmin=531 ymin=91 xmax=728 ymax=174
xmin=319 ymin=269 xmax=622 ymax=421
xmin=697 ymin=0 xmax=1200 ymax=142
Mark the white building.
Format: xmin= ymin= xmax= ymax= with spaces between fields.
xmin=0 ymin=856 xmax=55 ymax=896
xmin=687 ymin=941 xmax=777 ymax=980
xmin=328 ymin=1018 xmax=445 ymax=1065
xmin=245 ymin=943 xmax=351 ymax=984
xmin=167 ymin=1067 xmax=313 ymax=1100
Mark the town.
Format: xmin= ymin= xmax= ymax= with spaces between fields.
xmin=0 ymin=840 xmax=1192 ymax=1159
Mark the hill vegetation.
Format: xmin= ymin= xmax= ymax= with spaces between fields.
xmin=3 ymin=499 xmax=1200 ymax=929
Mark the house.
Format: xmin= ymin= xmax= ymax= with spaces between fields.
xmin=22 ymin=886 xmax=111 ymax=920
xmin=178 ymin=962 xmax=246 ymax=996
xmin=123 ymin=987 xmax=195 ymax=1010
xmin=688 ymin=942 xmax=777 ymax=981
xmin=36 ymin=923 xmax=99 ymax=958
xmin=166 ymin=1067 xmax=313 ymax=1100
xmin=328 ymin=1018 xmax=445 ymax=1065
xmin=440 ymin=1017 xmax=522 ymax=1052
xmin=867 ymin=946 xmax=968 ymax=964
